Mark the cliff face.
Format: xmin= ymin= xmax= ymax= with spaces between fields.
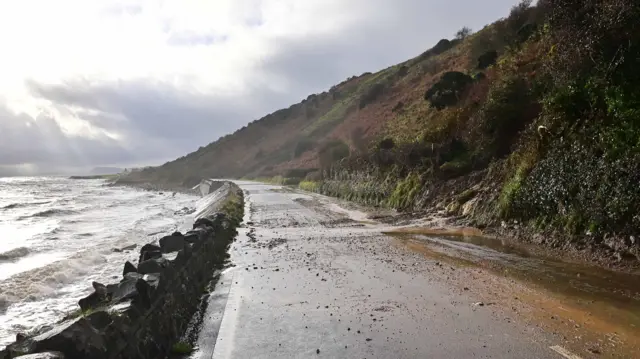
xmin=119 ymin=1 xmax=640 ymax=265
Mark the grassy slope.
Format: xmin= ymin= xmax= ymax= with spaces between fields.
xmin=119 ymin=1 xmax=640 ymax=264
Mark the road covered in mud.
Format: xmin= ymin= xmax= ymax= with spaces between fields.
xmin=192 ymin=182 xmax=639 ymax=359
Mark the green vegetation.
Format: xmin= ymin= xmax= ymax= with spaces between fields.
xmin=118 ymin=0 xmax=640 ymax=255
xmin=170 ymin=342 xmax=194 ymax=355
xmin=298 ymin=180 xmax=320 ymax=192
xmin=387 ymin=172 xmax=422 ymax=210
xmin=424 ymin=72 xmax=473 ymax=110
xmin=220 ymin=189 xmax=244 ymax=227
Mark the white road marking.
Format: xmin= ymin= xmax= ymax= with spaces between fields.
xmin=550 ymin=345 xmax=584 ymax=359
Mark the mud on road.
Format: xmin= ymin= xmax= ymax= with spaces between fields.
xmin=191 ymin=182 xmax=639 ymax=359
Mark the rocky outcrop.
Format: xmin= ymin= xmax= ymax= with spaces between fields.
xmin=1 ymin=183 xmax=244 ymax=359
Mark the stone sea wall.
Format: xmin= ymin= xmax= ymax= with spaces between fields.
xmin=0 ymin=182 xmax=244 ymax=359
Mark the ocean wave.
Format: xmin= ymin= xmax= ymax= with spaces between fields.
xmin=20 ymin=209 xmax=77 ymax=220
xmin=1 ymin=201 xmax=51 ymax=210
xmin=0 ymin=247 xmax=30 ymax=262
xmin=0 ymin=251 xmax=107 ymax=308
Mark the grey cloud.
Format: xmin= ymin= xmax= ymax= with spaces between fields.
xmin=4 ymin=0 xmax=521 ymax=174
xmin=0 ymin=104 xmax=133 ymax=175
xmin=258 ymin=0 xmax=521 ymax=96
xmin=26 ymin=77 xmax=299 ymax=166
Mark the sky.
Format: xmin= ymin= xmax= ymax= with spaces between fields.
xmin=0 ymin=0 xmax=520 ymax=176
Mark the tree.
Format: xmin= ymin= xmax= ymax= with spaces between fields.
xmin=455 ymin=26 xmax=473 ymax=40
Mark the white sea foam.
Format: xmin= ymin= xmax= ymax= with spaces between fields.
xmin=0 ymin=176 xmax=200 ymax=348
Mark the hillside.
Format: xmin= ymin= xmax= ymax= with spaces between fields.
xmin=119 ymin=0 xmax=640 ymax=266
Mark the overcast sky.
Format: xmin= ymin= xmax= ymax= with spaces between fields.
xmin=0 ymin=0 xmax=519 ymax=176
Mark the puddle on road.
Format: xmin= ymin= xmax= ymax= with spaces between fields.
xmin=387 ymin=230 xmax=640 ymax=352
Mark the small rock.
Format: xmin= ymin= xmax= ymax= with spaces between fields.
xmin=121 ymin=244 xmax=137 ymax=251
xmin=316 ymin=349 xmax=320 ymax=354
xmin=473 ymin=302 xmax=485 ymax=307
xmin=366 ymin=338 xmax=372 ymax=342
xmin=587 ymin=346 xmax=601 ymax=355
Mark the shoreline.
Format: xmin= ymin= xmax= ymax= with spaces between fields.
xmin=0 ymin=182 xmax=243 ymax=359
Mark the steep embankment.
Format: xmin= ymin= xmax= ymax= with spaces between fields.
xmin=119 ymin=0 xmax=640 ymax=268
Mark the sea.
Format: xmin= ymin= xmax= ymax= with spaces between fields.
xmin=0 ymin=176 xmax=208 ymax=348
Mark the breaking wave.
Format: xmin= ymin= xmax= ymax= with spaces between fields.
xmin=20 ymin=209 xmax=77 ymax=220
xmin=1 ymin=202 xmax=50 ymax=210
xmin=0 ymin=251 xmax=107 ymax=308
xmin=0 ymin=247 xmax=30 ymax=262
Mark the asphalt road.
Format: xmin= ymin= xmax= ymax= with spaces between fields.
xmin=193 ymin=182 xmax=580 ymax=359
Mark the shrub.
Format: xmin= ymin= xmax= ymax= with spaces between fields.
xmin=171 ymin=342 xmax=194 ymax=354
xmin=425 ymin=72 xmax=474 ymax=110
xmin=477 ymin=50 xmax=498 ymax=70
xmin=359 ymin=83 xmax=386 ymax=109
xmin=299 ymin=180 xmax=321 ymax=192
xmin=417 ymin=39 xmax=454 ymax=61
xmin=480 ymin=76 xmax=536 ymax=157
xmin=455 ymin=26 xmax=473 ymax=40
xmin=397 ymin=65 xmax=409 ymax=77
xmin=431 ymin=39 xmax=453 ymax=55
xmin=473 ymin=72 xmax=487 ymax=81
xmin=378 ymin=138 xmax=395 ymax=150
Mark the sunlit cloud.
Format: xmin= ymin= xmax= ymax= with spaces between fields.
xmin=0 ymin=0 xmax=520 ymax=175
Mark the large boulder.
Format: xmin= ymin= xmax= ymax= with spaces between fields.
xmin=158 ymin=235 xmax=186 ymax=253
xmin=122 ymin=261 xmax=137 ymax=277
xmin=183 ymin=231 xmax=202 ymax=244
xmin=137 ymin=257 xmax=169 ymax=275
xmin=193 ymin=217 xmax=215 ymax=229
xmin=5 ymin=314 xmax=109 ymax=359
xmin=111 ymin=277 xmax=140 ymax=303
xmin=138 ymin=244 xmax=161 ymax=263
xmin=78 ymin=282 xmax=109 ymax=312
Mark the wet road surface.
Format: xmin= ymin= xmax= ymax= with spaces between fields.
xmin=193 ymin=182 xmax=598 ymax=359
